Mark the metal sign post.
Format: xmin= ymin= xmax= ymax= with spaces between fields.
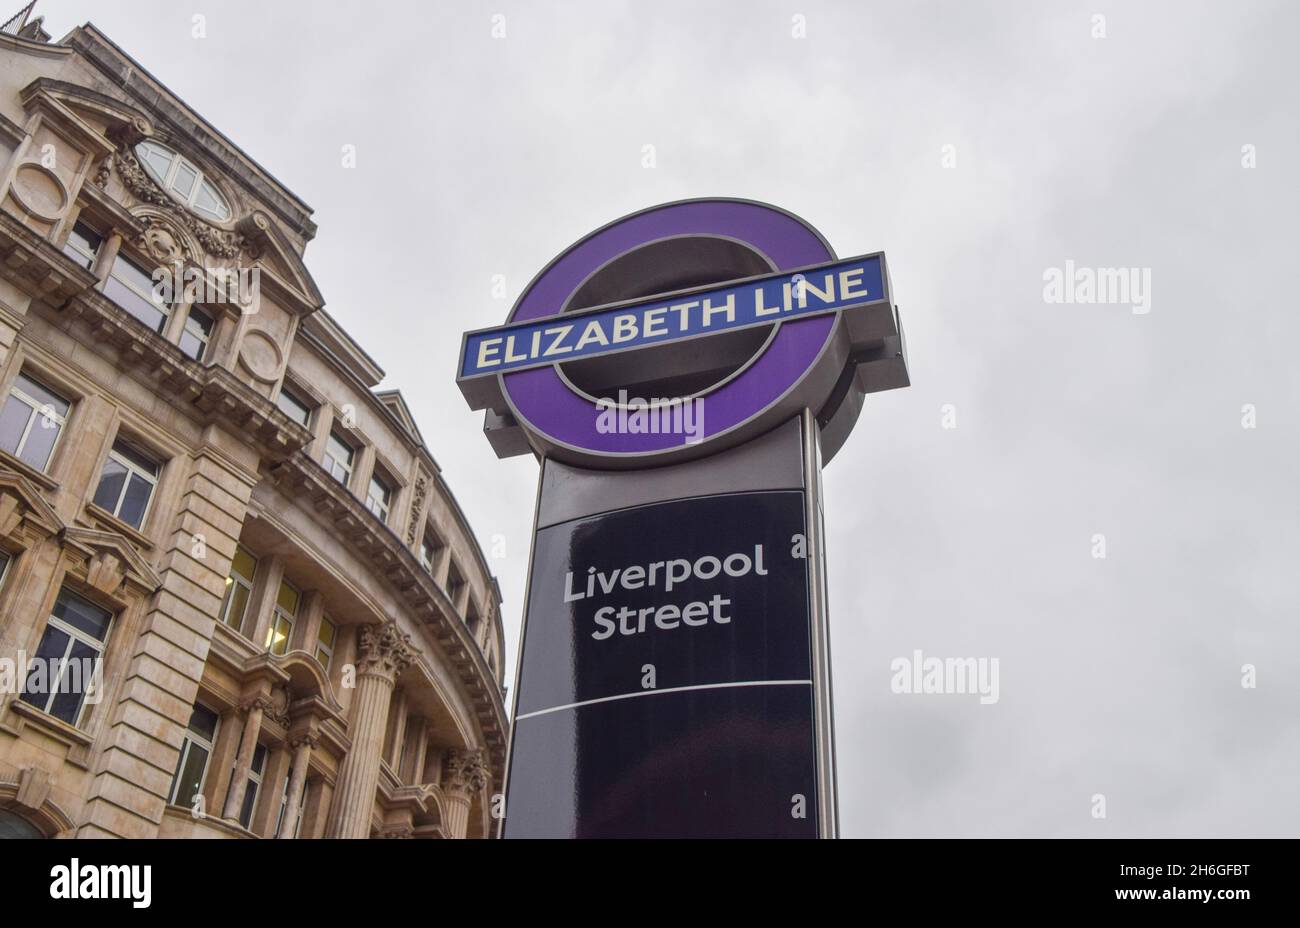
xmin=457 ymin=199 xmax=909 ymax=837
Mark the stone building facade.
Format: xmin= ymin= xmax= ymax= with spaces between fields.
xmin=0 ymin=12 xmax=507 ymax=839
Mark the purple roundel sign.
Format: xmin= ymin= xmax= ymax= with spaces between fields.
xmin=457 ymin=198 xmax=907 ymax=468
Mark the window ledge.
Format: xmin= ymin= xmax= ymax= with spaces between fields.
xmin=7 ymin=698 xmax=95 ymax=750
xmin=0 ymin=449 xmax=59 ymax=491
xmin=161 ymin=804 xmax=257 ymax=839
xmin=85 ymin=502 xmax=154 ymax=551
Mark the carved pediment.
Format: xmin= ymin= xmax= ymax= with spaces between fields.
xmin=22 ymin=79 xmax=153 ymax=138
xmin=235 ymin=210 xmax=323 ymax=311
xmin=60 ymin=525 xmax=162 ymax=597
xmin=376 ymin=390 xmax=425 ymax=445
xmin=0 ymin=466 xmax=64 ymax=541
xmin=18 ymin=78 xmax=152 ymax=159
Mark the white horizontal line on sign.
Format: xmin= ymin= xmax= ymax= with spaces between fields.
xmin=514 ymin=679 xmax=814 ymax=721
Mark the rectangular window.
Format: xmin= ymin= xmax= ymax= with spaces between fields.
xmin=168 ymin=704 xmax=220 ymax=809
xmin=315 ymin=617 xmax=336 ymax=671
xmin=219 ymin=545 xmax=258 ymax=633
xmin=0 ymin=373 xmax=70 ymax=472
xmin=62 ymin=221 xmax=102 ymax=271
xmin=0 ymin=550 xmax=9 ymax=587
xmin=179 ymin=306 xmax=215 ymax=361
xmin=276 ymin=388 xmax=311 ymax=427
xmin=91 ymin=440 xmax=160 ymax=530
xmin=446 ymin=561 xmax=466 ymax=606
xmin=323 ymin=432 xmax=354 ymax=486
xmin=265 ymin=580 xmax=299 ymax=655
xmin=104 ymin=254 xmax=169 ymax=334
xmin=418 ymin=529 xmax=442 ymax=574
xmin=365 ymin=473 xmax=391 ymax=522
xmin=20 ymin=588 xmax=113 ymax=727
xmin=237 ymin=742 xmax=268 ymax=829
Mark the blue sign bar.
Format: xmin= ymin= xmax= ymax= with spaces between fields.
xmin=459 ymin=253 xmax=886 ymax=380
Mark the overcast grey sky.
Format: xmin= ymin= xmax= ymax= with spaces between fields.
xmin=41 ymin=0 xmax=1299 ymax=837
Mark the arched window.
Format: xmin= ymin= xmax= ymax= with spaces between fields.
xmin=0 ymin=808 xmax=43 ymax=838
xmin=134 ymin=141 xmax=232 ymax=222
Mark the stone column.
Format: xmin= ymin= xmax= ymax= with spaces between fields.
xmin=442 ymin=748 xmax=489 ymax=840
xmin=222 ymin=697 xmax=269 ymax=821
xmin=325 ymin=622 xmax=415 ymax=838
xmin=277 ymin=734 xmax=316 ymax=838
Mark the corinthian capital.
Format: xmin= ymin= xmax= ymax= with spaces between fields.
xmin=443 ymin=748 xmax=490 ymax=796
xmin=357 ymin=622 xmax=417 ymax=680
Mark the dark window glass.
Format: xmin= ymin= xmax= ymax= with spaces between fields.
xmin=188 ymin=704 xmax=219 ymax=742
xmin=92 ymin=442 xmax=159 ymax=531
xmin=239 ymin=743 xmax=268 ymax=828
xmin=0 ymin=809 xmax=42 ymax=838
xmin=171 ymin=742 xmax=210 ymax=809
xmin=52 ymin=589 xmax=112 ymax=641
xmin=91 ymin=456 xmax=127 ymax=511
xmin=62 ymin=222 xmax=102 ymax=270
xmin=169 ymin=705 xmax=219 ymax=809
xmin=19 ymin=590 xmax=112 ymax=728
xmin=276 ymin=389 xmax=311 ymax=427
xmin=179 ymin=307 xmax=215 ymax=360
xmin=20 ymin=624 xmax=68 ymax=712
xmin=118 ymin=474 xmax=154 ymax=528
xmin=47 ymin=638 xmax=97 ymax=724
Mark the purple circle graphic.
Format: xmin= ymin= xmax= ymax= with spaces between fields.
xmin=502 ymin=199 xmax=835 ymax=456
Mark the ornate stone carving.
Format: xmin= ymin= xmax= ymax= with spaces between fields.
xmin=266 ymin=684 xmax=292 ymax=725
xmin=85 ymin=551 xmax=125 ymax=596
xmin=405 ymin=472 xmax=429 ymax=545
xmin=113 ymin=146 xmax=247 ymax=259
xmin=443 ymin=748 xmax=489 ymax=796
xmin=238 ymin=694 xmax=276 ymax=715
xmin=289 ymin=733 xmax=319 ymax=751
xmin=138 ymin=215 xmax=188 ymax=264
xmin=357 ymin=621 xmax=417 ymax=680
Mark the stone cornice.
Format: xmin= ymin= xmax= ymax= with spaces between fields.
xmin=269 ymin=451 xmax=508 ymax=785
xmin=0 ymin=465 xmax=63 ymax=540
xmin=0 ymin=210 xmax=314 ymax=465
xmin=63 ymin=25 xmax=318 ymax=242
xmin=0 ymin=208 xmax=96 ymax=305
